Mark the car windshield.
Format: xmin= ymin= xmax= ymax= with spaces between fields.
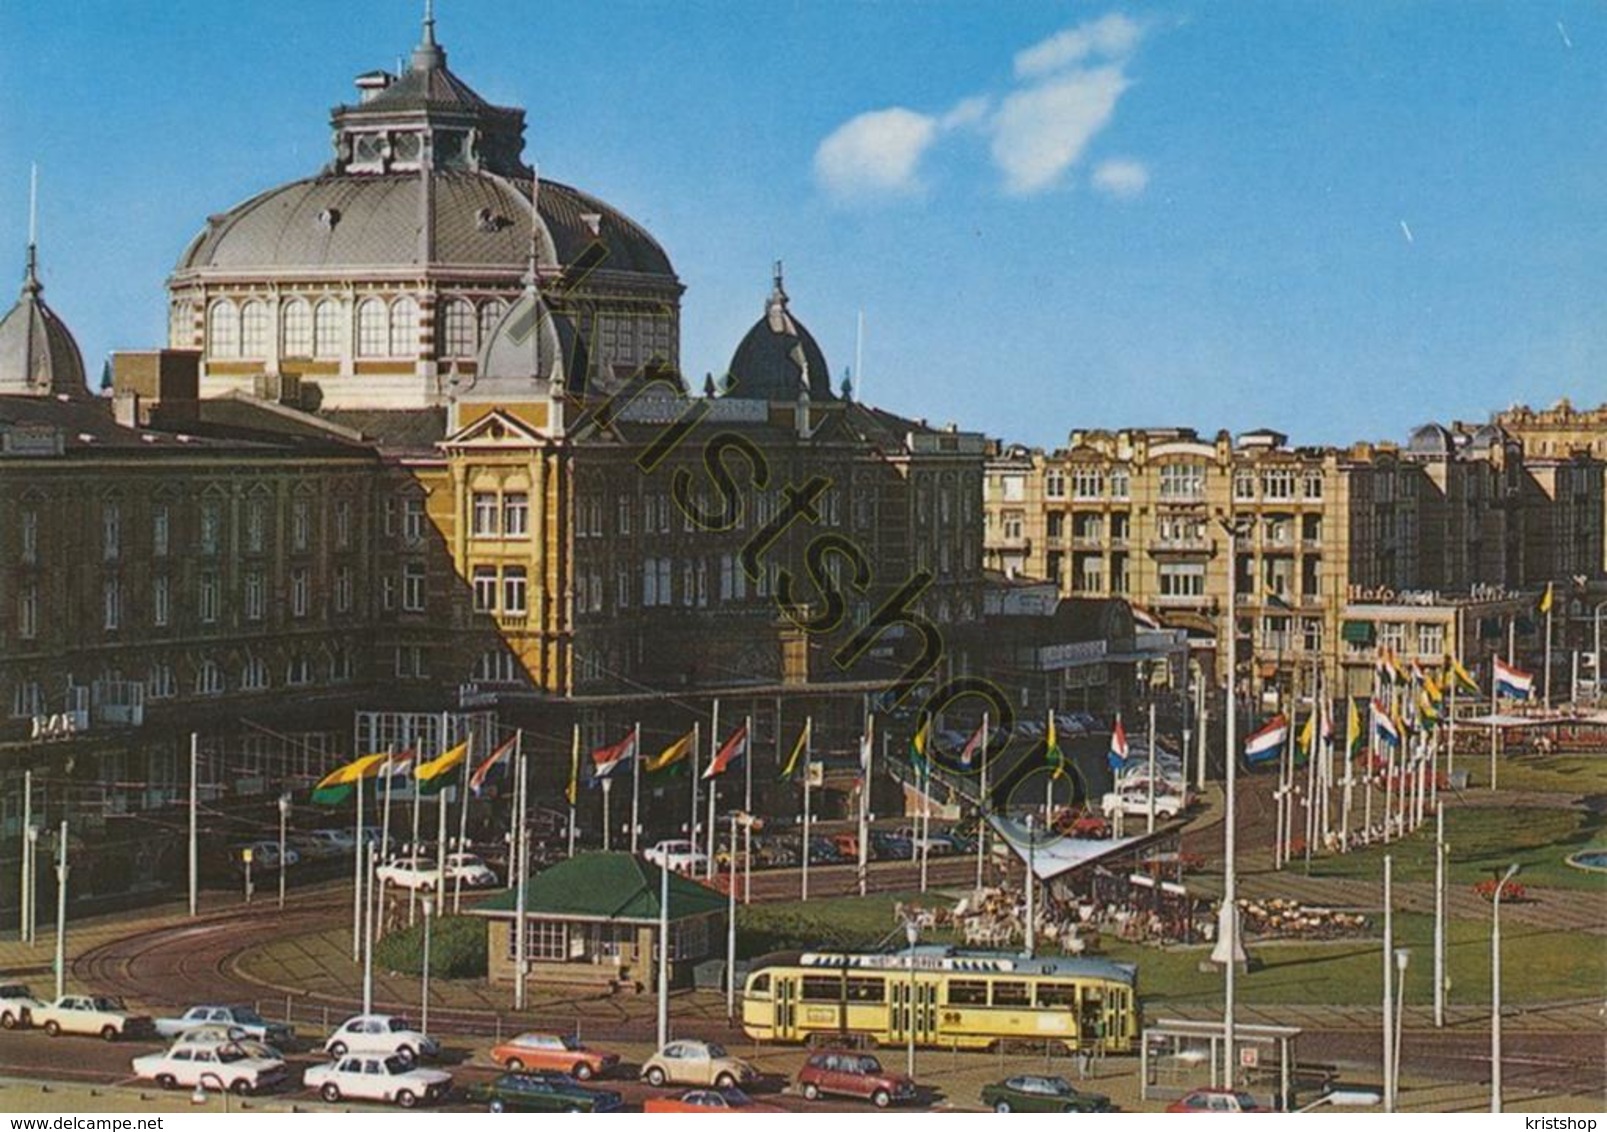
xmin=387 ymin=1018 xmax=411 ymax=1032
xmin=560 ymin=1035 xmax=580 ymax=1050
xmin=1233 ymin=1092 xmax=1262 ymax=1110
xmin=1047 ymin=1079 xmax=1074 ymax=1096
xmin=705 ymin=1043 xmax=727 ymax=1058
xmin=91 ymin=997 xmax=124 ymax=1011
xmin=383 ymin=1056 xmax=411 ymax=1074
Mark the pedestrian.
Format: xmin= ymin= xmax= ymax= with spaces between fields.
xmin=1078 ymin=1046 xmax=1093 ymax=1079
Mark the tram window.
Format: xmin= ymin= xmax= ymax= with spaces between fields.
xmin=992 ymin=981 xmax=1030 ymax=1007
xmin=1035 ymin=983 xmax=1077 ymax=1007
xmin=947 ymin=980 xmax=987 ymax=1006
xmin=846 ymin=977 xmax=885 ymax=1002
xmin=801 ymin=976 xmax=841 ymax=1001
xmin=750 ymin=974 xmax=770 ymax=995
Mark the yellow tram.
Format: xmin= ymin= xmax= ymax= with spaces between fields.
xmin=741 ymin=947 xmax=1138 ymax=1053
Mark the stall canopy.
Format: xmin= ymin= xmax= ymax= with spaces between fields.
xmin=989 ymin=815 xmax=1152 ymax=881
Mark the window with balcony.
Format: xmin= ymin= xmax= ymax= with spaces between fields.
xmin=1046 ymin=512 xmax=1064 ymax=540
xmin=1379 ymin=621 xmax=1406 ymax=653
xmin=1002 ymin=512 xmax=1024 ymax=541
xmin=1159 ymin=562 xmax=1206 ymax=598
xmin=1072 ymin=513 xmax=1104 ymax=544
xmin=1418 ymin=623 xmax=1445 ymax=657
xmin=1302 ymin=618 xmax=1323 ymax=653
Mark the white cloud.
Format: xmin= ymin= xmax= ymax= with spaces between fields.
xmin=1013 ymin=13 xmax=1144 ymax=79
xmin=1092 ymin=158 xmax=1149 ymax=199
xmin=990 ymin=66 xmax=1129 ymax=195
xmin=814 ymin=107 xmax=938 ymax=200
xmin=939 ymin=95 xmax=992 ymax=131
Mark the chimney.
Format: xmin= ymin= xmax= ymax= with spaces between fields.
xmin=355 ymin=70 xmax=395 ymax=104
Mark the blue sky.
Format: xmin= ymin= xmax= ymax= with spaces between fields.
xmin=2 ymin=1 xmax=1602 ymax=449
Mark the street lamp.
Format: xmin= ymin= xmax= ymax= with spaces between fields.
xmin=1216 ymin=514 xmax=1251 ymax=1086
xmin=25 ymin=824 xmax=39 ymax=948
xmin=421 ymin=894 xmax=434 ymax=1041
xmin=52 ymin=820 xmax=69 ymax=1000
xmin=904 ymin=919 xmax=919 ymax=1079
xmin=277 ymin=794 xmax=292 ymax=910
xmin=1393 ymin=948 xmax=1410 ymax=1106
xmin=1490 ymin=862 xmax=1520 ymax=1113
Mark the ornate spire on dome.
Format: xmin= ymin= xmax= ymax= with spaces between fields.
xmin=411 ymin=0 xmax=446 ymax=72
xmin=0 ymin=167 xmax=88 ymax=400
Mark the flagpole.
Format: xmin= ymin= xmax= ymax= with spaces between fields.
xmin=377 ymin=746 xmax=396 ymax=937
xmin=703 ymin=701 xmax=717 ymax=878
xmin=1147 ymin=700 xmax=1157 ymax=836
xmin=1544 ymin=591 xmax=1553 ymax=709
xmin=454 ymin=732 xmax=476 ymax=914
xmin=188 ymin=735 xmax=198 ymax=920
xmin=1341 ymin=700 xmax=1355 ymax=853
xmin=705 ymin=764 xmax=718 ymax=881
xmin=1365 ymin=699 xmax=1375 ymax=844
xmin=631 ymin=722 xmax=642 ymax=856
xmin=976 ymin=711 xmax=989 ymax=894
xmin=1383 ymin=700 xmax=1394 ymax=845
xmin=435 ymin=757 xmax=449 ymax=915
xmin=743 ymin=714 xmax=753 ymax=904
xmin=801 ymin=719 xmax=812 ymax=903
xmin=352 ymin=752 xmax=366 ymax=961
xmin=690 ymin=721 xmax=701 ymax=855
xmin=1490 ymin=655 xmax=1499 ymax=792
xmin=602 ymin=778 xmax=613 ymax=852
xmin=858 ymin=714 xmax=872 ymax=898
xmin=409 ymin=729 xmax=426 ymax=927
xmin=726 ymin=810 xmax=738 ymax=1021
xmin=566 ymin=726 xmax=578 ymax=859
xmin=1274 ymin=703 xmax=1287 ymax=868
xmin=1043 ymin=709 xmax=1054 ymax=832
xmin=514 ymin=750 xmax=529 ymax=1011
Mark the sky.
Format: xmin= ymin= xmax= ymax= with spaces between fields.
xmin=1 ymin=1 xmax=1602 ymax=451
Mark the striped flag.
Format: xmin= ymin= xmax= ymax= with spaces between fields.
xmin=1107 ymin=715 xmax=1129 ymax=771
xmin=1244 ymin=715 xmax=1288 ymax=765
xmin=1493 ymin=657 xmax=1535 ymax=701
xmin=310 ymin=752 xmax=390 ymax=805
xmin=702 ymin=722 xmax=749 ymax=781
xmin=958 ymin=719 xmax=987 ymax=769
xmin=1371 ymin=700 xmax=1401 ymax=746
xmin=469 ymin=734 xmax=517 ymax=796
xmin=589 ymin=731 xmax=637 ymax=781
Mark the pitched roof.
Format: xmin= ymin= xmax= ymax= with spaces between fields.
xmin=474 ymin=852 xmax=726 ymax=922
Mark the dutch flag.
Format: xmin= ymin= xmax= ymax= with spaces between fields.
xmin=1244 ymin=715 xmax=1289 ymax=765
xmin=1371 ymin=700 xmax=1401 ymax=747
xmin=1107 ymin=716 xmax=1130 ymax=771
xmin=1493 ymin=657 xmax=1535 ymax=701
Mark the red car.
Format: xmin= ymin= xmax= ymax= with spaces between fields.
xmin=1166 ymin=1087 xmax=1268 ymax=1113
xmin=795 ymin=1051 xmax=916 ymax=1108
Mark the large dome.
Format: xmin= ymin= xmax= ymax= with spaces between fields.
xmin=725 ymin=267 xmax=835 ymax=402
xmin=176 ymin=173 xmax=674 ymax=279
xmin=0 ymin=248 xmax=87 ymax=400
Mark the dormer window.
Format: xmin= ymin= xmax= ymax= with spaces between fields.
xmin=353 ymin=133 xmax=386 ymax=166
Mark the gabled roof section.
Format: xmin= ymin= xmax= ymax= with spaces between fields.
xmin=474 ymin=852 xmax=727 ymax=921
xmin=441 ymin=406 xmax=549 ymax=448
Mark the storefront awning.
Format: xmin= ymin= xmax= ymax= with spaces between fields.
xmin=1341 ymin=620 xmax=1376 ymax=645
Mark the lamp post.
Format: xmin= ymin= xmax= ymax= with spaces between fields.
xmin=52 ymin=821 xmax=68 ymax=1000
xmin=904 ymin=919 xmax=919 ymax=1079
xmin=1490 ymin=862 xmax=1520 ymax=1113
xmin=1217 ymin=514 xmax=1248 ymax=1086
xmin=421 ymin=894 xmax=433 ymax=1041
xmin=277 ymin=793 xmax=292 ymax=910
xmin=1393 ymin=948 xmax=1410 ymax=1107
xmin=24 ymin=825 xmax=39 ymax=948
xmin=1382 ymin=855 xmax=1394 ymax=1112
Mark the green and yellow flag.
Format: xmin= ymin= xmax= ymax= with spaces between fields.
xmin=1345 ymin=698 xmax=1364 ymax=758
xmin=779 ymin=719 xmax=810 ymax=781
xmin=1418 ymin=688 xmax=1442 ymax=730
xmin=415 ymin=740 xmax=469 ymax=795
xmin=645 ymin=729 xmax=695 ymax=774
xmin=1448 ymin=656 xmax=1480 ymax=696
xmin=310 ymin=751 xmax=390 ymax=805
xmin=910 ymin=715 xmax=932 ymax=782
xmin=1296 ymin=711 xmax=1316 ymax=765
xmin=1046 ymin=711 xmax=1066 ymax=779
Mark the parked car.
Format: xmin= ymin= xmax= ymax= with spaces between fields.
xmin=643 ymin=1088 xmax=784 ymax=1113
xmin=642 ymin=840 xmax=708 ymax=874
xmin=235 ymin=841 xmax=298 ymax=871
xmin=0 ymin=983 xmax=43 ymax=1030
xmin=795 ymin=1051 xmax=916 ymax=1108
xmin=305 ymin=828 xmax=356 ymax=855
xmin=374 ymin=857 xmax=442 ymax=891
xmin=132 ymin=1040 xmax=289 ymax=1095
xmin=169 ymin=1024 xmax=285 ymax=1062
xmin=443 ymin=852 xmax=499 ymax=888
xmin=303 ymin=1054 xmax=452 ymax=1108
xmin=640 ymin=1040 xmax=755 ymax=1088
xmin=324 ymin=1014 xmax=438 ymax=1061
xmin=1101 ymin=789 xmax=1188 ymax=820
xmin=980 ymin=1075 xmax=1113 ymax=1113
xmin=155 ymin=1004 xmax=295 ymax=1047
xmin=869 ymin=830 xmax=914 ymax=860
xmin=1166 ymin=1087 xmax=1268 ymax=1113
xmin=893 ymin=827 xmax=954 ymax=855
xmin=488 ymin=1032 xmax=619 ymax=1078
xmin=33 ymin=995 xmax=154 ymax=1040
xmin=467 ymin=1071 xmax=623 ymax=1113
xmin=805 ymin=835 xmax=846 ymax=864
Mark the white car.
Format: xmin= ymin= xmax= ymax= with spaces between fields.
xmin=1101 ymin=789 xmax=1189 ymax=820
xmin=304 ymin=1054 xmax=453 ymax=1108
xmin=0 ymin=983 xmax=44 ymax=1030
xmin=132 ymin=1041 xmax=288 ymax=1095
xmin=306 ymin=829 xmax=356 ymax=854
xmin=155 ymin=1004 xmax=295 ymax=1046
xmin=643 ymin=840 xmax=707 ymax=874
xmin=171 ymin=1024 xmax=285 ymax=1062
xmin=374 ymin=856 xmax=442 ymax=890
xmin=324 ymin=1014 xmax=439 ymax=1062
xmin=33 ymin=994 xmax=154 ymax=1041
xmin=443 ymin=852 xmax=498 ymax=888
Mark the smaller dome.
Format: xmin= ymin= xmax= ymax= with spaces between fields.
xmin=464 ymin=284 xmax=588 ymax=399
xmin=0 ymin=248 xmax=87 ymax=400
xmin=1407 ymin=423 xmax=1454 ymax=455
xmin=724 ymin=264 xmax=835 ymax=402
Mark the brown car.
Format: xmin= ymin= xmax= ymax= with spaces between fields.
xmin=795 ymin=1051 xmax=917 ymax=1108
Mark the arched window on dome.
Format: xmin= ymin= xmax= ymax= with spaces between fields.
xmin=478 ymin=299 xmax=507 ymax=347
xmin=356 ymin=298 xmax=388 ymax=358
xmin=240 ymin=300 xmax=269 ymax=358
xmin=442 ymin=298 xmax=477 ymax=359
xmin=208 ymin=300 xmax=240 ymax=359
xmin=281 ymin=298 xmax=313 ymax=358
xmin=313 ymin=299 xmax=341 ymax=358
xmin=389 ymin=296 xmax=418 ymax=358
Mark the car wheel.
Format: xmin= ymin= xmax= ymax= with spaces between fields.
xmin=488 ymin=1098 xmax=506 ymax=1114
xmin=872 ymin=1089 xmax=892 ymax=1109
xmin=397 ymin=1090 xmax=417 ymax=1109
xmin=101 ymin=1025 xmax=119 ymax=1042
xmin=572 ymin=1062 xmax=593 ymax=1080
xmin=994 ymin=1101 xmax=1012 ymax=1113
xmin=230 ymin=1080 xmax=252 ymax=1097
xmin=156 ymin=1075 xmax=178 ymax=1091
xmin=321 ymin=1083 xmax=341 ymax=1103
xmin=395 ymin=1044 xmax=416 ymax=1063
xmin=715 ymin=1073 xmax=737 ymax=1089
xmin=328 ymin=1041 xmax=347 ymax=1058
xmin=645 ymin=1067 xmax=666 ymax=1087
xmin=504 ymin=1057 xmax=524 ymax=1071
xmin=802 ymin=1082 xmax=820 ymax=1101
xmin=43 ymin=1020 xmax=60 ymax=1037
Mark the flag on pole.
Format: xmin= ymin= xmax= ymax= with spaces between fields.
xmin=854 ymin=728 xmax=872 ymax=789
xmin=1422 ymin=670 xmax=1445 ymax=708
xmin=565 ymin=732 xmax=580 ymax=806
xmin=310 ymin=752 xmax=390 ymax=805
xmin=1320 ymin=697 xmax=1335 ymax=747
xmin=1244 ymin=715 xmax=1289 ymax=765
xmin=702 ymin=722 xmax=749 ymax=780
xmin=1376 ymin=648 xmax=1405 ymax=686
xmin=1417 ymin=688 xmax=1442 ymax=729
xmin=909 ymin=716 xmax=932 ymax=781
xmin=1346 ymin=697 xmax=1364 ymax=758
xmin=469 ymin=734 xmax=517 ymax=795
xmin=1107 ymin=715 xmax=1129 ymax=771
xmin=589 ymin=731 xmax=638 ymax=781
xmin=1296 ymin=711 xmax=1316 ymax=764
xmin=1493 ymin=657 xmax=1535 ymax=700
xmin=415 ymin=739 xmax=470 ymax=795
xmin=376 ymin=748 xmax=415 ymax=784
xmin=779 ymin=720 xmax=810 ymax=780
xmin=1046 ymin=712 xmax=1067 ymax=779
xmin=958 ymin=719 xmax=987 ymax=769
xmin=1448 ymin=656 xmax=1480 ymax=696
xmin=1539 ymin=582 xmax=1554 ymax=615
xmin=645 ymin=729 xmax=695 ymax=774
xmin=1371 ymin=700 xmax=1401 ymax=746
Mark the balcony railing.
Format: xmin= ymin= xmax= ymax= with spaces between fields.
xmin=1147 ymin=537 xmax=1215 ymax=554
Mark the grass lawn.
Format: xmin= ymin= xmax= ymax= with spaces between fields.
xmin=736 ymin=890 xmax=957 ymax=957
xmin=1470 ymin=752 xmax=1607 ymax=795
xmin=1106 ymin=912 xmax=1603 ymax=1008
xmin=1304 ymin=806 xmax=1607 ymax=891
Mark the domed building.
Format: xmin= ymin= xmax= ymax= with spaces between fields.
xmin=0 ymin=242 xmax=88 ymax=401
xmin=167 ymin=10 xmax=681 ymax=410
xmin=722 ymin=264 xmax=836 ymax=402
